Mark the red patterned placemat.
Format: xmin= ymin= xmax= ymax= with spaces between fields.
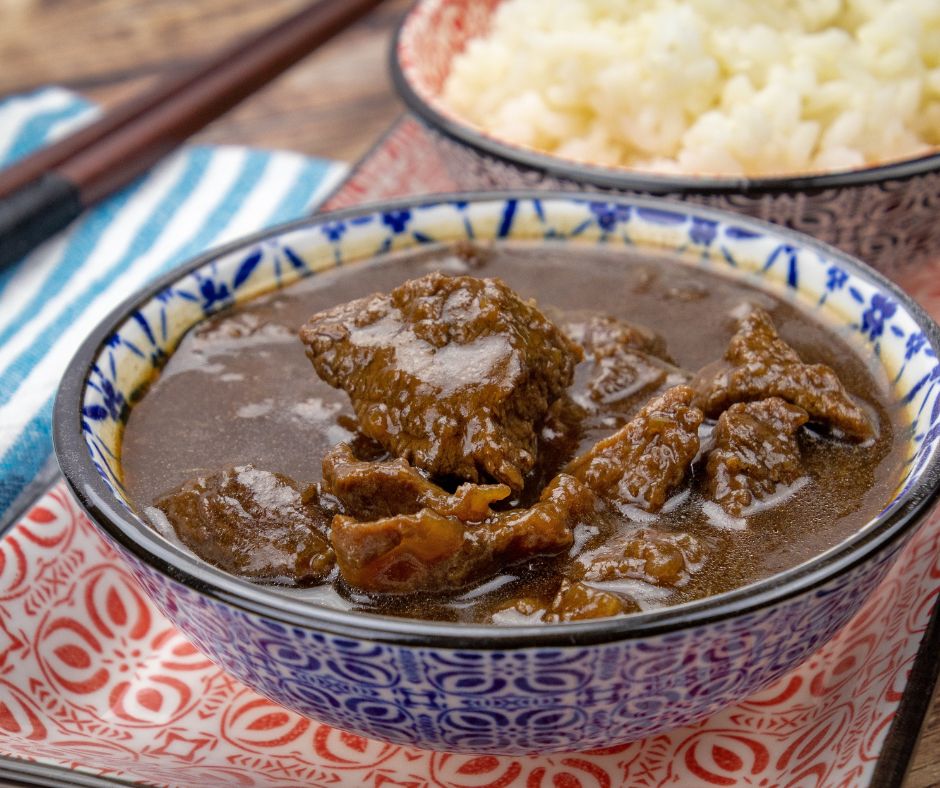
xmin=323 ymin=117 xmax=457 ymax=211
xmin=0 ymin=480 xmax=937 ymax=787
xmin=2 ymin=116 xmax=939 ymax=788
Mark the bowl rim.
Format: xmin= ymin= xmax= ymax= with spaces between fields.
xmin=54 ymin=189 xmax=940 ymax=650
xmin=389 ymin=1 xmax=940 ymax=196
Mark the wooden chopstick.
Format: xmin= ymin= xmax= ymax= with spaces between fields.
xmin=0 ymin=0 xmax=385 ymax=270
xmin=0 ymin=67 xmax=218 ymax=203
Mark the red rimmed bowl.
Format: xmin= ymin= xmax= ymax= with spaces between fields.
xmin=391 ymin=0 xmax=940 ymax=277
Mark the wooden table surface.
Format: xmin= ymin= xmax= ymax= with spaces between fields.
xmin=2 ymin=2 xmax=938 ymax=785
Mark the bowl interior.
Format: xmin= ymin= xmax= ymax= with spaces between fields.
xmin=72 ymin=193 xmax=940 ymax=628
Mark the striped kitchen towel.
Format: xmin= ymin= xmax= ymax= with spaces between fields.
xmin=0 ymin=87 xmax=347 ymax=526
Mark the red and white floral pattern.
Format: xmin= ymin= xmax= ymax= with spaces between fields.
xmin=323 ymin=118 xmax=459 ymax=211
xmin=0 ymin=486 xmax=937 ymax=786
xmin=6 ymin=110 xmax=940 ymax=784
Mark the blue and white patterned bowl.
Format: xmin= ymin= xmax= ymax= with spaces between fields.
xmin=54 ymin=192 xmax=940 ymax=754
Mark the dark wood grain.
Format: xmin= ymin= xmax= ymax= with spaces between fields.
xmin=904 ymin=678 xmax=940 ymax=788
xmin=59 ymin=0 xmax=387 ymax=203
xmin=1 ymin=2 xmax=937 ymax=784
xmin=0 ymin=0 xmax=409 ymax=163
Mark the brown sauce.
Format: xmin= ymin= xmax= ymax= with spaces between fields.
xmin=120 ymin=242 xmax=905 ymax=623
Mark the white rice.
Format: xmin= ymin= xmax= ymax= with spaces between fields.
xmin=441 ymin=0 xmax=940 ymax=176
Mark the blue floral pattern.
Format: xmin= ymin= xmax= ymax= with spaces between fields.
xmin=826 ymin=265 xmax=849 ymax=291
xmin=122 ymin=538 xmax=900 ymax=753
xmin=321 ymin=220 xmax=346 ymax=242
xmin=587 ymin=201 xmax=631 ymax=232
xmin=382 ymin=210 xmax=412 ymax=233
xmin=73 ymin=195 xmax=940 ymax=754
xmin=861 ymin=293 xmax=899 ymax=341
xmin=689 ymin=217 xmax=718 ymax=246
xmin=906 ymin=333 xmax=927 ymax=359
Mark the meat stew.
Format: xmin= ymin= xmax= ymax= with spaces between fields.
xmin=122 ymin=242 xmax=903 ymax=623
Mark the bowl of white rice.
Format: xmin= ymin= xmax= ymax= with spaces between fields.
xmin=391 ymin=0 xmax=940 ymax=275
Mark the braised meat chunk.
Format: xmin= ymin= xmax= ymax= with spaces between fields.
xmin=330 ymin=474 xmax=594 ymax=594
xmin=122 ymin=242 xmax=902 ymax=625
xmin=561 ymin=313 xmax=689 ymax=416
xmin=499 ymin=579 xmax=639 ymax=622
xmin=155 ymin=466 xmax=334 ymax=584
xmin=695 ymin=308 xmax=873 ymax=440
xmin=194 ymin=310 xmax=293 ymax=343
xmin=561 ymin=311 xmax=671 ymax=362
xmin=544 ymin=580 xmax=638 ymax=621
xmin=300 ymin=273 xmax=582 ymax=490
xmin=576 ymin=529 xmax=707 ymax=587
xmin=322 ymin=442 xmax=510 ymax=522
xmin=565 ymin=385 xmax=703 ymax=512
xmin=707 ymin=398 xmax=809 ymax=517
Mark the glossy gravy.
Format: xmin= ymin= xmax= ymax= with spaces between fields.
xmin=121 ymin=243 xmax=904 ymax=622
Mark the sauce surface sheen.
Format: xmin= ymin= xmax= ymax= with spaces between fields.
xmin=121 ymin=242 xmax=904 ymax=622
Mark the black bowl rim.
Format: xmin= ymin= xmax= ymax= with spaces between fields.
xmin=389 ymin=2 xmax=940 ymax=196
xmin=54 ymin=189 xmax=940 ymax=650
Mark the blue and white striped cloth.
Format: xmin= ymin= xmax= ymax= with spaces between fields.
xmin=0 ymin=88 xmax=347 ymax=524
